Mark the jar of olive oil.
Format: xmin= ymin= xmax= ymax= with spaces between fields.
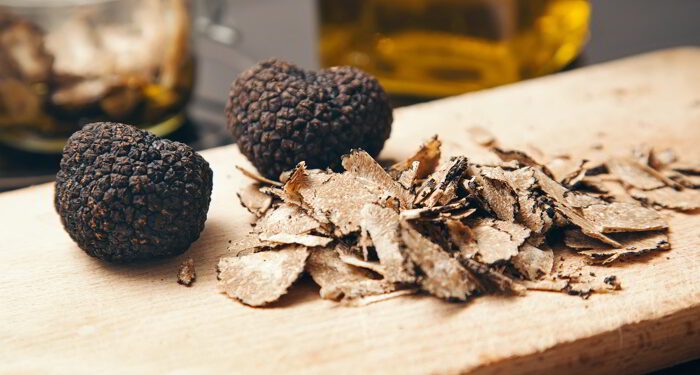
xmin=0 ymin=0 xmax=193 ymax=152
xmin=319 ymin=0 xmax=590 ymax=98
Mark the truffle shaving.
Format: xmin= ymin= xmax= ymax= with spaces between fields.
xmin=581 ymin=202 xmax=668 ymax=233
xmin=511 ymin=244 xmax=553 ymax=280
xmin=236 ymin=165 xmax=283 ymax=186
xmin=446 ymin=219 xmax=479 ymax=259
xmin=342 ymin=149 xmax=412 ymax=208
xmin=259 ymin=233 xmax=333 ymax=247
xmin=630 ymin=187 xmax=700 ymax=211
xmin=237 ymin=184 xmax=273 ymax=217
xmin=401 ymin=222 xmax=478 ymax=300
xmin=360 ymin=204 xmax=415 ymax=283
xmin=414 ymin=156 xmax=468 ymax=207
xmin=470 ymin=218 xmax=531 ymax=264
xmin=390 ymin=136 xmax=441 ymax=180
xmin=306 ymin=246 xmax=395 ymax=302
xmin=565 ymin=229 xmax=670 ymax=264
xmin=218 ymin=246 xmax=309 ymax=306
xmin=606 ymin=158 xmax=668 ymax=190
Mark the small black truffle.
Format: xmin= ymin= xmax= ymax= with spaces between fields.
xmin=55 ymin=122 xmax=213 ymax=262
xmin=226 ymin=59 xmax=392 ymax=179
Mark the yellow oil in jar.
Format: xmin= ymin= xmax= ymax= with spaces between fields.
xmin=319 ymin=0 xmax=590 ymax=98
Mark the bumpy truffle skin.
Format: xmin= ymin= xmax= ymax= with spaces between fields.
xmin=226 ymin=59 xmax=392 ymax=179
xmin=55 ymin=122 xmax=213 ymax=262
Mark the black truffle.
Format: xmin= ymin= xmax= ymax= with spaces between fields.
xmin=226 ymin=59 xmax=392 ymax=179
xmin=55 ymin=122 xmax=213 ymax=262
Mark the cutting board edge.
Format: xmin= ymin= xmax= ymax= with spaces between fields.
xmin=466 ymin=303 xmax=700 ymax=375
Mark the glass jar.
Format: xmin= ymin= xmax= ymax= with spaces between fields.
xmin=0 ymin=0 xmax=194 ymax=152
xmin=319 ymin=0 xmax=591 ymax=99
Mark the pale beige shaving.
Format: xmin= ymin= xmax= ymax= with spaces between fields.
xmin=237 ymin=183 xmax=273 ymax=217
xmin=468 ymin=173 xmax=518 ymax=222
xmin=630 ymin=187 xmax=700 ymax=211
xmin=581 ymin=202 xmax=668 ymax=233
xmin=414 ymin=156 xmax=468 ymax=207
xmin=470 ymin=218 xmax=531 ymax=264
xmin=401 ymin=222 xmax=478 ymax=300
xmin=337 ymin=250 xmax=386 ymax=275
xmin=397 ymin=161 xmax=420 ymax=189
xmin=581 ymin=233 xmax=670 ymax=264
xmin=218 ymin=246 xmax=309 ymax=306
xmin=342 ymin=149 xmax=412 ymax=208
xmin=306 ymin=247 xmax=395 ymax=302
xmin=390 ymin=136 xmax=441 ymax=180
xmin=492 ymin=147 xmax=554 ymax=178
xmin=254 ymin=203 xmax=320 ymax=235
xmin=259 ymin=233 xmax=333 ymax=247
xmin=606 ymin=158 xmax=668 ymax=190
xmin=446 ymin=219 xmax=479 ymax=259
xmin=236 ymin=165 xmax=283 ymax=186
xmin=360 ymin=204 xmax=415 ymax=283
xmin=511 ymin=244 xmax=553 ymax=280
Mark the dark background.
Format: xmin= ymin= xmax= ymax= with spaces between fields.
xmin=2 ymin=0 xmax=699 ymax=191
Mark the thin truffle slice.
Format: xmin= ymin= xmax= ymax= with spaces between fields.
xmin=467 ymin=172 xmax=518 ymax=221
xmin=360 ymin=204 xmax=415 ymax=283
xmin=414 ymin=156 xmax=468 ymax=207
xmin=399 ymin=199 xmax=472 ymax=221
xmin=227 ymin=202 xmax=323 ymax=255
xmin=459 ymin=257 xmax=521 ymax=294
xmin=337 ymin=247 xmax=386 ymax=276
xmin=342 ymin=149 xmax=412 ymax=208
xmin=630 ymin=187 xmax=700 ymax=211
xmin=237 ymin=184 xmax=273 ymax=217
xmin=581 ymin=202 xmax=668 ymax=233
xmin=218 ymin=246 xmax=309 ymax=306
xmin=606 ymin=158 xmax=669 ymax=190
xmin=259 ymin=233 xmax=333 ymax=247
xmin=236 ymin=165 xmax=283 ymax=186
xmin=446 ymin=219 xmax=479 ymax=259
xmin=401 ymin=222 xmax=478 ymax=300
xmin=470 ymin=218 xmax=531 ymax=264
xmin=254 ymin=203 xmax=321 ymax=235
xmin=306 ymin=246 xmax=395 ymax=302
xmin=511 ymin=243 xmax=554 ymax=280
xmin=564 ymin=229 xmax=671 ymax=264
xmin=390 ymin=136 xmax=441 ymax=180
xmin=492 ymin=147 xmax=554 ymax=178
xmin=282 ymin=167 xmax=386 ymax=236
xmin=396 ymin=161 xmax=420 ymax=189
xmin=670 ymin=162 xmax=700 ymax=175
xmin=553 ymin=252 xmax=622 ymax=296
xmin=533 ymin=169 xmax=621 ymax=247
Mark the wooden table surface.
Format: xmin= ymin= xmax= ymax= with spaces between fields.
xmin=1 ymin=48 xmax=699 ymax=375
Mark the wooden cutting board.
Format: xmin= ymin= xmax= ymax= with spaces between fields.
xmin=1 ymin=48 xmax=699 ymax=375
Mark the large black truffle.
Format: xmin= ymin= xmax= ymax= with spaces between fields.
xmin=55 ymin=122 xmax=213 ymax=262
xmin=226 ymin=59 xmax=392 ymax=179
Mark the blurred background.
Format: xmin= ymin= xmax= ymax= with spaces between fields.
xmin=0 ymin=0 xmax=699 ymax=193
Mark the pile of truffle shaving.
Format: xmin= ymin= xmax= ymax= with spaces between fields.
xmin=218 ymin=137 xmax=699 ymax=307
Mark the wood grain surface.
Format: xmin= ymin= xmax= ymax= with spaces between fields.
xmin=1 ymin=48 xmax=700 ymax=375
